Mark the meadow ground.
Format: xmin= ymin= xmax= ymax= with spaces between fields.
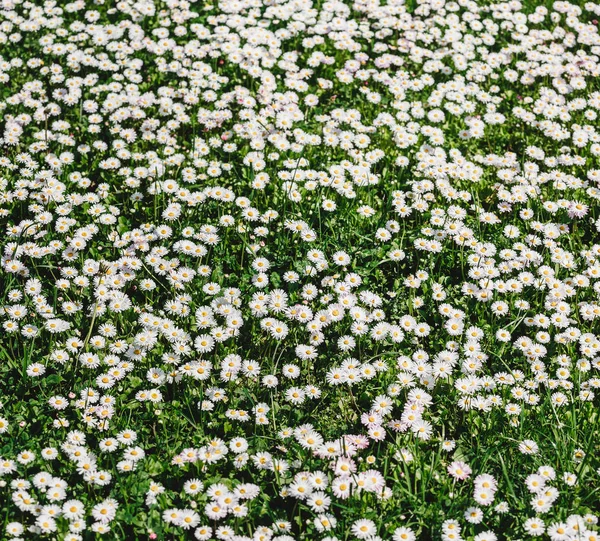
xmin=1 ymin=0 xmax=600 ymax=539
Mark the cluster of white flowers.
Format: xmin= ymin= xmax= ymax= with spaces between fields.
xmin=1 ymin=0 xmax=600 ymax=538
